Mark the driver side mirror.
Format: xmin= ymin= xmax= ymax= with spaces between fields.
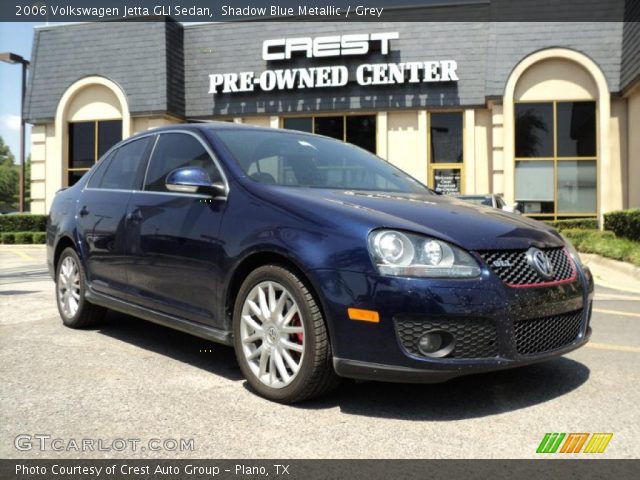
xmin=165 ymin=167 xmax=226 ymax=197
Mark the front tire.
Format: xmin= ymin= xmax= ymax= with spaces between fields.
xmin=232 ymin=265 xmax=339 ymax=403
xmin=56 ymin=247 xmax=106 ymax=328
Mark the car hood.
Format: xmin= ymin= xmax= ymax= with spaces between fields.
xmin=265 ymin=187 xmax=564 ymax=251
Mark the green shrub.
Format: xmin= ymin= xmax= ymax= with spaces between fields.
xmin=14 ymin=232 xmax=33 ymax=244
xmin=544 ymin=218 xmax=598 ymax=231
xmin=1 ymin=232 xmax=16 ymax=244
xmin=32 ymin=232 xmax=46 ymax=244
xmin=563 ymin=228 xmax=640 ymax=267
xmin=562 ymin=228 xmax=595 ymax=245
xmin=0 ymin=214 xmax=47 ymax=233
xmin=604 ymin=209 xmax=640 ymax=241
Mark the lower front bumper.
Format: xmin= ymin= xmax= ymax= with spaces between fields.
xmin=333 ymin=327 xmax=591 ymax=383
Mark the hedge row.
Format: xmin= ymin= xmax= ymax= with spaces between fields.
xmin=0 ymin=214 xmax=47 ymax=233
xmin=544 ymin=218 xmax=598 ymax=231
xmin=603 ymin=209 xmax=640 ymax=241
xmin=0 ymin=232 xmax=46 ymax=244
xmin=562 ymin=228 xmax=640 ymax=267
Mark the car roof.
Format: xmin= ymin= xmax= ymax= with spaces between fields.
xmin=141 ymin=122 xmax=286 ymax=135
xmin=126 ymin=121 xmax=323 ymax=143
xmin=457 ymin=194 xmax=493 ymax=198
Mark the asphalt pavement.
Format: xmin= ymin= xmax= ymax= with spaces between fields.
xmin=1 ymin=245 xmax=638 ymax=459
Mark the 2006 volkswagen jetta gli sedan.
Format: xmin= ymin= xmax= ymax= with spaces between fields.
xmin=48 ymin=123 xmax=593 ymax=403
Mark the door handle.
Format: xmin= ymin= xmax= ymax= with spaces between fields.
xmin=126 ymin=209 xmax=143 ymax=222
xmin=79 ymin=205 xmax=89 ymax=217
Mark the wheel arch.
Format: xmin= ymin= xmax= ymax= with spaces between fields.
xmin=224 ymin=251 xmax=334 ymax=345
xmin=53 ymin=235 xmax=78 ymax=273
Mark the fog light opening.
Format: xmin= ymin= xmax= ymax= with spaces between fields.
xmin=417 ymin=330 xmax=455 ymax=358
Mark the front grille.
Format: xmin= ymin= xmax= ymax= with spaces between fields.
xmin=395 ymin=318 xmax=498 ymax=359
xmin=514 ymin=309 xmax=583 ymax=355
xmin=478 ymin=248 xmax=575 ymax=286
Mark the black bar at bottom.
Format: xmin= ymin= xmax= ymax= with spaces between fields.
xmin=1 ymin=459 xmax=638 ymax=480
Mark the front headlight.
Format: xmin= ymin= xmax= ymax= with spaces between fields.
xmin=368 ymin=230 xmax=481 ymax=278
xmin=561 ymin=234 xmax=583 ymax=267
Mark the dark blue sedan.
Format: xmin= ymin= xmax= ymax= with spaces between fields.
xmin=47 ymin=123 xmax=593 ymax=403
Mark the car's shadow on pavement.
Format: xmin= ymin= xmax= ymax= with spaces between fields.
xmin=97 ymin=311 xmax=243 ymax=381
xmin=301 ymin=358 xmax=590 ymax=420
xmin=97 ymin=311 xmax=590 ymax=420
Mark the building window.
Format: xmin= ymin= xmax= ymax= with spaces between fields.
xmin=68 ymin=120 xmax=122 ymax=186
xmin=428 ymin=112 xmax=464 ymax=194
xmin=282 ymin=114 xmax=377 ymax=153
xmin=515 ymin=101 xmax=596 ymax=219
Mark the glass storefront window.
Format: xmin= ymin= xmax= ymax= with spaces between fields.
xmin=283 ymin=117 xmax=312 ymax=133
xmin=281 ymin=115 xmax=377 ymax=153
xmin=67 ymin=170 xmax=86 ymax=187
xmin=428 ymin=112 xmax=464 ymax=194
xmin=69 ymin=122 xmax=95 ymax=169
xmin=515 ymin=103 xmax=553 ymax=158
xmin=432 ymin=168 xmax=462 ymax=195
xmin=97 ymin=120 xmax=123 ymax=158
xmin=314 ymin=116 xmax=344 ymax=141
xmin=515 ymin=160 xmax=554 ymax=214
xmin=557 ymin=160 xmax=597 ymax=213
xmin=68 ymin=120 xmax=122 ymax=186
xmin=430 ymin=112 xmax=463 ymax=163
xmin=346 ymin=115 xmax=376 ymax=153
xmin=556 ymin=102 xmax=596 ymax=157
xmin=514 ymin=101 xmax=596 ymax=219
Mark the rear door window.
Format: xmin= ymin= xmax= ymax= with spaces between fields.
xmin=93 ymin=137 xmax=153 ymax=190
xmin=144 ymin=133 xmax=222 ymax=192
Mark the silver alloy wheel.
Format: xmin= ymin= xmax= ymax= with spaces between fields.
xmin=57 ymin=256 xmax=81 ymax=318
xmin=240 ymin=281 xmax=305 ymax=389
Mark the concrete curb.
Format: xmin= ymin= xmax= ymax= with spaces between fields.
xmin=580 ymin=253 xmax=640 ymax=294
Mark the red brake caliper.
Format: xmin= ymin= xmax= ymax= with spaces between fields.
xmin=290 ymin=314 xmax=304 ymax=344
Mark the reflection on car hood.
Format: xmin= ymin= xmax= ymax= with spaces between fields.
xmin=269 ymin=187 xmax=564 ymax=251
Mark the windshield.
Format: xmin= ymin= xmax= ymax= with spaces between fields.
xmin=214 ymin=129 xmax=431 ymax=194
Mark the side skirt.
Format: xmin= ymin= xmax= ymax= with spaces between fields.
xmin=85 ymin=288 xmax=233 ymax=346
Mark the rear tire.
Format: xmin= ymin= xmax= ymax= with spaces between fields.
xmin=233 ymin=265 xmax=339 ymax=403
xmin=55 ymin=247 xmax=106 ymax=328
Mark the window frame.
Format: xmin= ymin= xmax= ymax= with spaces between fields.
xmin=280 ymin=113 xmax=378 ymax=153
xmin=427 ymin=110 xmax=465 ymax=195
xmin=513 ymin=99 xmax=598 ymax=220
xmin=140 ymin=130 xmax=230 ymax=198
xmin=67 ymin=119 xmax=123 ymax=187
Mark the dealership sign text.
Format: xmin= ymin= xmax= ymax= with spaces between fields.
xmin=208 ymin=33 xmax=458 ymax=94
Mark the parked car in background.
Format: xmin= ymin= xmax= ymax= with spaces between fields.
xmin=47 ymin=123 xmax=593 ymax=403
xmin=456 ymin=194 xmax=519 ymax=214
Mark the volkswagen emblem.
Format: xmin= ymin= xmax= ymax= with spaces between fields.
xmin=526 ymin=247 xmax=554 ymax=280
xmin=267 ymin=326 xmax=279 ymax=343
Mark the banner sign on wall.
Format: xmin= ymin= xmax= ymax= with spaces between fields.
xmin=208 ymin=32 xmax=458 ymax=94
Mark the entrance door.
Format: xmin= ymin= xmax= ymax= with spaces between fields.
xmin=428 ymin=112 xmax=464 ymax=194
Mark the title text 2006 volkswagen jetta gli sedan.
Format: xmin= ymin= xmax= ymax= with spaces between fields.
xmin=48 ymin=123 xmax=593 ymax=403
